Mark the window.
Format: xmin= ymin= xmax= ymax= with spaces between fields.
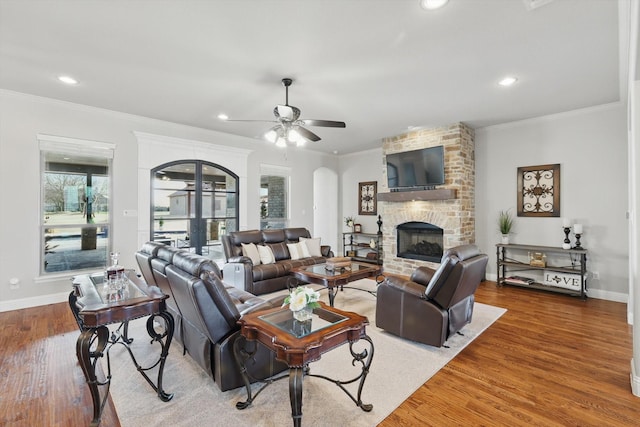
xmin=260 ymin=165 xmax=290 ymax=229
xmin=39 ymin=135 xmax=114 ymax=274
xmin=151 ymin=160 xmax=238 ymax=262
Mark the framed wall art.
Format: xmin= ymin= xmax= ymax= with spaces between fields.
xmin=358 ymin=181 xmax=377 ymax=215
xmin=517 ymin=163 xmax=560 ymax=217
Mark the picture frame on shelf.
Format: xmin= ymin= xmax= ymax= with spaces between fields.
xmin=358 ymin=181 xmax=377 ymax=215
xmin=354 ymin=224 xmax=362 ymax=233
xmin=517 ymin=163 xmax=560 ymax=217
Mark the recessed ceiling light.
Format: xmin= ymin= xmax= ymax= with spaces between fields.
xmin=498 ymin=76 xmax=518 ymax=87
xmin=57 ymin=75 xmax=78 ymax=85
xmin=217 ymin=113 xmax=229 ymax=120
xmin=420 ymin=0 xmax=449 ymax=10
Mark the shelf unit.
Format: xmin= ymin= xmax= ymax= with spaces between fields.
xmin=496 ymin=243 xmax=588 ymax=299
xmin=343 ymin=232 xmax=382 ymax=264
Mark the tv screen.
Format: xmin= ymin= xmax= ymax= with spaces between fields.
xmin=386 ymin=146 xmax=445 ymax=190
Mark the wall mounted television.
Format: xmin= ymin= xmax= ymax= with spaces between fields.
xmin=386 ymin=145 xmax=445 ymax=191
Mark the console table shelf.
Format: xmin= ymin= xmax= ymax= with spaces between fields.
xmin=343 ymin=232 xmax=382 ymax=264
xmin=496 ymin=243 xmax=587 ymax=299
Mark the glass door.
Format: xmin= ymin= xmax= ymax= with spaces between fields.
xmin=151 ymin=160 xmax=238 ymax=262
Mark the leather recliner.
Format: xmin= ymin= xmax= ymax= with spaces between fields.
xmin=375 ymin=244 xmax=488 ymax=347
xmin=164 ymin=251 xmax=287 ymax=391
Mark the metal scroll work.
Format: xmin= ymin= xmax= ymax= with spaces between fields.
xmin=517 ymin=164 xmax=560 ymax=217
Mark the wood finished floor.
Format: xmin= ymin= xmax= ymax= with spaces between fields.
xmin=0 ymin=281 xmax=637 ymax=426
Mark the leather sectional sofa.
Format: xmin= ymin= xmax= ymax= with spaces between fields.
xmin=221 ymin=227 xmax=334 ymax=295
xmin=136 ymin=242 xmax=287 ymax=391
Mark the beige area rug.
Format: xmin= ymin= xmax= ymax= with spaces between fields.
xmin=108 ymin=279 xmax=506 ymax=426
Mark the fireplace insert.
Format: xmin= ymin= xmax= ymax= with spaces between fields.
xmin=396 ymin=221 xmax=443 ymax=263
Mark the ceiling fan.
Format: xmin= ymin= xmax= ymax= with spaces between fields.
xmin=224 ymin=78 xmax=346 ymax=147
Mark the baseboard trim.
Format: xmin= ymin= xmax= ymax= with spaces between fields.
xmin=631 ymin=359 xmax=640 ymax=397
xmin=0 ymin=291 xmax=70 ymax=313
xmin=484 ymin=273 xmax=628 ymax=303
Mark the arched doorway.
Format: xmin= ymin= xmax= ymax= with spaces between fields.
xmin=151 ymin=160 xmax=238 ymax=261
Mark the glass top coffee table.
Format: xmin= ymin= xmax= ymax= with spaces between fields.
xmin=234 ymin=302 xmax=374 ymax=427
xmin=290 ymin=261 xmax=383 ymax=307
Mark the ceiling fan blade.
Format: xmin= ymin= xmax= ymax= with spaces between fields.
xmin=296 ymin=126 xmax=322 ymax=142
xmin=302 ymin=119 xmax=346 ymax=128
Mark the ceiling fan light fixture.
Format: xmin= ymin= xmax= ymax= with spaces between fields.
xmin=288 ymin=128 xmax=303 ymax=143
xmin=420 ymin=0 xmax=449 ymax=10
xmin=265 ymin=129 xmax=278 ymax=143
xmin=275 ymin=138 xmax=287 ymax=148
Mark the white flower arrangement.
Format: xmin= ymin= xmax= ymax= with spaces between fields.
xmin=283 ymin=286 xmax=321 ymax=312
xmin=345 ymin=216 xmax=355 ymax=228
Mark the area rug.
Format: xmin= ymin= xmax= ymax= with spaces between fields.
xmin=108 ymin=279 xmax=506 ymax=426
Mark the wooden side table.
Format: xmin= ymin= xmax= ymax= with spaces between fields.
xmin=234 ymin=302 xmax=373 ymax=427
xmin=69 ymin=271 xmax=174 ymax=426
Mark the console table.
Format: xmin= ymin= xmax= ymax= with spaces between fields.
xmin=69 ymin=271 xmax=174 ymax=426
xmin=496 ymin=243 xmax=588 ymax=299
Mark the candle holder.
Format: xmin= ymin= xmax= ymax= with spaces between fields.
xmin=562 ymin=227 xmax=571 ymax=250
xmin=573 ymin=233 xmax=582 ymax=249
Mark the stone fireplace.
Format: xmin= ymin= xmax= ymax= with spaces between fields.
xmin=379 ymin=123 xmax=475 ymax=276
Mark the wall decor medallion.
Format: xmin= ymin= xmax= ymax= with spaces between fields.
xmin=358 ymin=181 xmax=377 ymax=215
xmin=517 ymin=164 xmax=560 ymax=217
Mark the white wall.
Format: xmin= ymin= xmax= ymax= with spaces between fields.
xmin=475 ymin=102 xmax=629 ymax=301
xmin=338 ymin=148 xmax=384 ymax=252
xmin=0 ymin=90 xmax=339 ymax=310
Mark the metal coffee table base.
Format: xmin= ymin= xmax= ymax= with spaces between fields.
xmin=234 ymin=335 xmax=374 ymax=427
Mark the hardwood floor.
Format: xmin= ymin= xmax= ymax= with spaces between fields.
xmin=0 ymin=281 xmax=637 ymax=426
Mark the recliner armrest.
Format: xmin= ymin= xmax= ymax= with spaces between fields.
xmin=320 ymin=245 xmax=333 ymax=257
xmin=410 ymin=266 xmax=437 ymax=287
xmin=384 ymin=276 xmax=427 ymax=299
xmin=228 ymin=255 xmax=253 ymax=265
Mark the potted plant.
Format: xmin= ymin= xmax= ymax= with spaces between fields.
xmin=498 ymin=210 xmax=514 ymax=244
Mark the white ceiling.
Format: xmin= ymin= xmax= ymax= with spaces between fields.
xmin=0 ymin=0 xmax=624 ymax=154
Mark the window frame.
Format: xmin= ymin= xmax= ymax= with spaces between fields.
xmin=38 ymin=134 xmax=115 ymax=276
xmin=259 ymin=164 xmax=291 ymax=230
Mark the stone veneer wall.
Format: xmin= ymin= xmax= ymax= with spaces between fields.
xmin=380 ymin=123 xmax=475 ymax=277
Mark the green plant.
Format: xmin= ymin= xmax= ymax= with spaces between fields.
xmin=498 ymin=210 xmax=514 ymax=235
xmin=344 ymin=216 xmax=355 ymax=227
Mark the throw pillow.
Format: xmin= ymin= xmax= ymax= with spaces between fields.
xmin=286 ymin=242 xmax=305 ymax=260
xmin=257 ymin=244 xmax=275 ymax=265
xmin=241 ymin=242 xmax=261 ymax=265
xmin=300 ymin=237 xmax=322 ymax=257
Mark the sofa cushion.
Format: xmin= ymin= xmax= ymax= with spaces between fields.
xmin=300 ymin=237 xmax=322 ymax=257
xmin=267 ymin=242 xmax=290 ymax=261
xmin=257 ymin=244 xmax=275 ymax=265
xmin=287 ymin=242 xmax=305 ymax=260
xmin=241 ymin=242 xmax=261 ymax=265
xmin=262 ymin=229 xmax=286 ymax=243
xmin=284 ymin=227 xmax=311 ymax=242
xmin=252 ymin=263 xmax=290 ymax=282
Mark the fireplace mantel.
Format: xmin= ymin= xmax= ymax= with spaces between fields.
xmin=377 ymin=189 xmax=456 ymax=202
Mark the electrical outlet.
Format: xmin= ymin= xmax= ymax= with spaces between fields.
xmin=592 ymin=271 xmax=600 ymax=280
xmin=9 ymin=277 xmax=19 ymax=289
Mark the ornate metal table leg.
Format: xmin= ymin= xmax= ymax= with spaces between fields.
xmin=119 ymin=311 xmax=175 ymax=401
xmin=327 ymin=286 xmax=337 ymax=307
xmin=76 ymin=326 xmax=110 ymax=427
xmin=306 ymin=334 xmax=374 ymax=412
xmin=146 ymin=311 xmax=174 ymax=401
xmin=289 ymin=367 xmax=304 ymax=427
xmin=234 ymin=335 xmax=258 ymax=409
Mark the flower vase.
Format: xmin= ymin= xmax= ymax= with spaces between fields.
xmin=293 ymin=305 xmax=313 ymax=322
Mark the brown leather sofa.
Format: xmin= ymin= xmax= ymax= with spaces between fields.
xmin=221 ymin=227 xmax=333 ymax=295
xmin=375 ymin=244 xmax=488 ymax=347
xmin=136 ymin=243 xmax=287 ymax=391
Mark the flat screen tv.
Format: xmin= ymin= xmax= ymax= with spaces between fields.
xmin=386 ymin=145 xmax=445 ymax=190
